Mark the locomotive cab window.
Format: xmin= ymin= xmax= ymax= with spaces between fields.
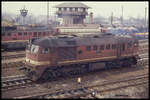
xmin=26 ymin=44 xmax=31 ymax=50
xmin=42 ymin=48 xmax=49 ymax=54
xmin=30 ymin=45 xmax=39 ymax=54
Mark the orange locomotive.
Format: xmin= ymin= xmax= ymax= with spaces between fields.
xmin=2 ymin=25 xmax=53 ymax=50
xmin=20 ymin=33 xmax=139 ymax=81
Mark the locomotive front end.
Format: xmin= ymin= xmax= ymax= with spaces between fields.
xmin=20 ymin=38 xmax=51 ymax=81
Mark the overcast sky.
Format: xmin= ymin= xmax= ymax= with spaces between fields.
xmin=2 ymin=1 xmax=148 ymax=19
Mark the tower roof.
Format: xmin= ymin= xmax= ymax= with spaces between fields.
xmin=55 ymin=3 xmax=91 ymax=8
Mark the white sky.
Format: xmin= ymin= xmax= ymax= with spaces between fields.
xmin=2 ymin=1 xmax=149 ymax=19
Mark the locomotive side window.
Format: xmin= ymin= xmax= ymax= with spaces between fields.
xmin=93 ymin=45 xmax=98 ymax=51
xmin=7 ymin=32 xmax=11 ymax=36
xmin=78 ymin=50 xmax=82 ymax=54
xmin=106 ymin=44 xmax=110 ymax=50
xmin=112 ymin=44 xmax=116 ymax=49
xmin=42 ymin=48 xmax=49 ymax=54
xmin=18 ymin=32 xmax=22 ymax=36
xmin=66 ymin=41 xmax=76 ymax=45
xmin=122 ymin=43 xmax=125 ymax=51
xmin=34 ymin=32 xmax=37 ymax=36
xmin=24 ymin=32 xmax=27 ymax=35
xmin=38 ymin=32 xmax=41 ymax=36
xmin=86 ymin=46 xmax=91 ymax=51
xmin=100 ymin=45 xmax=104 ymax=50
xmin=128 ymin=42 xmax=132 ymax=48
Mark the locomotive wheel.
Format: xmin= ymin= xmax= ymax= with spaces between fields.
xmin=42 ymin=70 xmax=52 ymax=81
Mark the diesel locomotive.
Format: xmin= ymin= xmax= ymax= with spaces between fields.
xmin=2 ymin=25 xmax=53 ymax=50
xmin=20 ymin=32 xmax=139 ymax=81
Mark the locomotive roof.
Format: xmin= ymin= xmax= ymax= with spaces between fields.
xmin=2 ymin=29 xmax=52 ymax=33
xmin=33 ymin=33 xmax=134 ymax=48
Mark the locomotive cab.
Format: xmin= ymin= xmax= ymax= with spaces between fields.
xmin=22 ymin=41 xmax=52 ymax=81
xmin=25 ymin=43 xmax=51 ymax=66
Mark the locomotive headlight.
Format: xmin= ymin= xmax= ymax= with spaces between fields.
xmin=134 ymin=43 xmax=138 ymax=47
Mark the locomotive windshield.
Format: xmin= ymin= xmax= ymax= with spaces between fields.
xmin=30 ymin=44 xmax=39 ymax=54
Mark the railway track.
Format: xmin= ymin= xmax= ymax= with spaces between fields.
xmin=2 ymin=54 xmax=25 ymax=60
xmin=2 ymin=50 xmax=25 ymax=56
xmin=13 ymin=73 xmax=148 ymax=99
xmin=2 ymin=50 xmax=25 ymax=60
xmin=2 ymin=58 xmax=25 ymax=69
xmin=2 ymin=75 xmax=33 ymax=92
xmin=1 ymin=39 xmax=148 ymax=98
xmin=2 ymin=55 xmax=147 ymax=98
xmin=2 ymin=57 xmax=148 ymax=99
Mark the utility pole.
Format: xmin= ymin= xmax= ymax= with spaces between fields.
xmin=121 ymin=5 xmax=123 ymax=26
xmin=47 ymin=2 xmax=49 ymax=26
xmin=145 ymin=7 xmax=147 ymax=26
xmin=111 ymin=12 xmax=113 ymax=26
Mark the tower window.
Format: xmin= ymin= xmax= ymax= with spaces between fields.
xmin=83 ymin=8 xmax=86 ymax=12
xmin=70 ymin=8 xmax=72 ymax=11
xmin=64 ymin=7 xmax=66 ymax=11
xmin=75 ymin=8 xmax=78 ymax=11
xmin=59 ymin=8 xmax=61 ymax=11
